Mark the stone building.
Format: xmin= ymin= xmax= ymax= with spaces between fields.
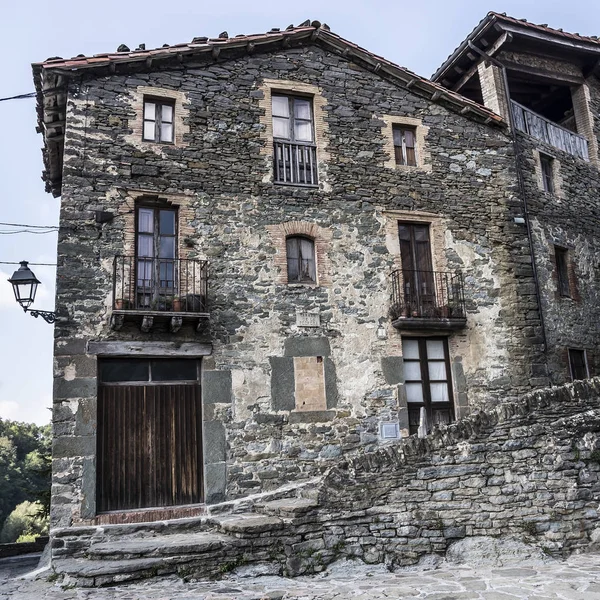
xmin=31 ymin=12 xmax=599 ymax=533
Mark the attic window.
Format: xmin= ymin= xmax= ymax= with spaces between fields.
xmin=393 ymin=125 xmax=417 ymax=167
xmin=143 ymin=98 xmax=175 ymax=143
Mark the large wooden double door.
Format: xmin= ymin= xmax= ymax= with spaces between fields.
xmin=97 ymin=358 xmax=203 ymax=512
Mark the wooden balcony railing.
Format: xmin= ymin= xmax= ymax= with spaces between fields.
xmin=112 ymin=256 xmax=208 ymax=314
xmin=273 ymin=141 xmax=318 ymax=186
xmin=390 ymin=269 xmax=466 ymax=329
xmin=511 ymin=100 xmax=589 ymax=161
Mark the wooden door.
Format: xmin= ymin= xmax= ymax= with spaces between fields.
xmin=398 ymin=223 xmax=434 ymax=316
xmin=97 ymin=358 xmax=203 ymax=512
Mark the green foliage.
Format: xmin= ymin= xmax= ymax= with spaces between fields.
xmin=0 ymin=418 xmax=51 ymax=534
xmin=0 ymin=501 xmax=49 ymax=543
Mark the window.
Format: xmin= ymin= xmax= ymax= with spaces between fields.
xmin=393 ymin=125 xmax=417 ymax=167
xmin=286 ymin=236 xmax=316 ymax=283
xmin=136 ymin=205 xmax=177 ymax=308
xmin=402 ymin=337 xmax=454 ymax=435
xmin=568 ymin=349 xmax=589 ymax=381
xmin=554 ymin=246 xmax=570 ymax=297
xmin=99 ymin=358 xmax=200 ymax=384
xmin=143 ymin=98 xmax=175 ymax=143
xmin=540 ymin=154 xmax=554 ymax=193
xmin=272 ymin=94 xmax=318 ymax=185
xmin=399 ymin=223 xmax=434 ymax=316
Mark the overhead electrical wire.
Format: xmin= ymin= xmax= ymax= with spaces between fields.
xmin=0 ymin=92 xmax=36 ymax=102
xmin=0 ymin=261 xmax=56 ymax=266
xmin=0 ymin=229 xmax=58 ymax=235
xmin=0 ymin=222 xmax=59 ymax=229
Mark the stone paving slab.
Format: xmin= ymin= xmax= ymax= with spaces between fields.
xmin=2 ymin=553 xmax=600 ymax=599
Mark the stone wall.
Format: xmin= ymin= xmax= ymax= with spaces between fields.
xmin=312 ymin=377 xmax=600 ymax=568
xmin=52 ymin=41 xmax=545 ymax=528
xmin=50 ymin=378 xmax=600 ymax=585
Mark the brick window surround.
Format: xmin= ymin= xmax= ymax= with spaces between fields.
xmin=382 ymin=210 xmax=447 ymax=273
xmin=257 ymin=79 xmax=330 ymax=189
xmin=533 ymin=149 xmax=564 ymax=198
xmin=549 ymin=241 xmax=580 ymax=302
xmin=380 ymin=115 xmax=431 ymax=172
xmin=266 ymin=221 xmax=332 ymax=286
xmin=114 ymin=190 xmax=196 ymax=262
xmin=125 ymin=86 xmax=190 ymax=152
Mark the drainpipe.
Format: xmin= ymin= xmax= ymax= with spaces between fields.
xmin=467 ymin=41 xmax=549 ymax=361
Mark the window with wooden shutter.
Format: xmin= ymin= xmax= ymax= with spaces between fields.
xmin=393 ymin=125 xmax=418 ymax=167
xmin=554 ymin=246 xmax=570 ymax=297
xmin=540 ymin=154 xmax=554 ymax=193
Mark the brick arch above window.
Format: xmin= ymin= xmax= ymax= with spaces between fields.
xmin=266 ymin=221 xmax=332 ymax=286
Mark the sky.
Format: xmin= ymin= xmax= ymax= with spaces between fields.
xmin=1 ymin=0 xmax=598 ymax=425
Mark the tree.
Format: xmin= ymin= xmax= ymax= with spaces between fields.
xmin=0 ymin=419 xmax=51 ymax=535
xmin=0 ymin=501 xmax=48 ymax=543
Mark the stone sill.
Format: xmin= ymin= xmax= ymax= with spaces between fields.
xmin=391 ymin=316 xmax=467 ymax=332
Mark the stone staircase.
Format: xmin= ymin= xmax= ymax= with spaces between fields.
xmin=50 ymin=480 xmax=323 ymax=587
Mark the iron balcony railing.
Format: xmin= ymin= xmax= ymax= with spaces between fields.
xmin=112 ymin=256 xmax=208 ymax=313
xmin=511 ymin=100 xmax=589 ymax=161
xmin=273 ymin=140 xmax=318 ymax=186
xmin=390 ymin=269 xmax=466 ymax=321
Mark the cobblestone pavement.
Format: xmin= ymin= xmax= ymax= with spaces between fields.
xmin=2 ymin=554 xmax=600 ymax=599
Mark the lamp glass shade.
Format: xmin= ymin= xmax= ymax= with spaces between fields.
xmin=8 ymin=261 xmax=40 ymax=310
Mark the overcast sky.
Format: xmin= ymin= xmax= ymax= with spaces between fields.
xmin=1 ymin=0 xmax=598 ymax=425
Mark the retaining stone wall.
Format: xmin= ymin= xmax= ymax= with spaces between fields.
xmin=50 ymin=378 xmax=600 ymax=584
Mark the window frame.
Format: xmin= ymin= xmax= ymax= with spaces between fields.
xmin=286 ymin=235 xmax=317 ymax=284
xmin=568 ymin=348 xmax=589 ymax=381
xmin=142 ymin=97 xmax=175 ymax=144
xmin=554 ymin=245 xmax=571 ymax=298
xmin=402 ymin=336 xmax=455 ymax=435
xmin=272 ymin=94 xmax=315 ymax=145
xmin=135 ymin=203 xmax=179 ymax=308
xmin=98 ymin=358 xmax=201 ymax=386
xmin=540 ymin=154 xmax=555 ymax=193
xmin=393 ymin=125 xmax=418 ymax=167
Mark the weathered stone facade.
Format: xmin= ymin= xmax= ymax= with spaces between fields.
xmin=33 ymin=14 xmax=600 ymax=542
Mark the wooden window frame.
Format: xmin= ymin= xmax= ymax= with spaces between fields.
xmin=272 ymin=94 xmax=315 ymax=144
xmin=403 ymin=337 xmax=455 ymax=434
xmin=554 ymin=246 xmax=571 ymax=298
xmin=393 ymin=125 xmax=418 ymax=167
xmin=286 ymin=235 xmax=316 ymax=284
xmin=135 ymin=203 xmax=179 ymax=307
xmin=568 ymin=348 xmax=589 ymax=381
xmin=99 ymin=357 xmax=201 ymax=386
xmin=143 ymin=97 xmax=175 ymax=144
xmin=540 ymin=154 xmax=555 ymax=193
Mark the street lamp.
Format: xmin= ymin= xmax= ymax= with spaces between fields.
xmin=8 ymin=261 xmax=56 ymax=324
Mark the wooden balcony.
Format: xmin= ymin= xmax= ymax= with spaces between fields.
xmin=390 ymin=269 xmax=467 ymax=331
xmin=111 ymin=256 xmax=209 ymax=332
xmin=511 ymin=100 xmax=589 ymax=161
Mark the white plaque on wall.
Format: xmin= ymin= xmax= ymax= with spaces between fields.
xmin=296 ymin=310 xmax=320 ymax=327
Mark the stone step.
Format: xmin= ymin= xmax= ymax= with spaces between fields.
xmin=87 ymin=531 xmax=231 ymax=560
xmin=211 ymin=513 xmax=284 ymax=535
xmin=54 ymin=553 xmax=227 ymax=587
xmin=255 ymin=498 xmax=319 ymax=518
